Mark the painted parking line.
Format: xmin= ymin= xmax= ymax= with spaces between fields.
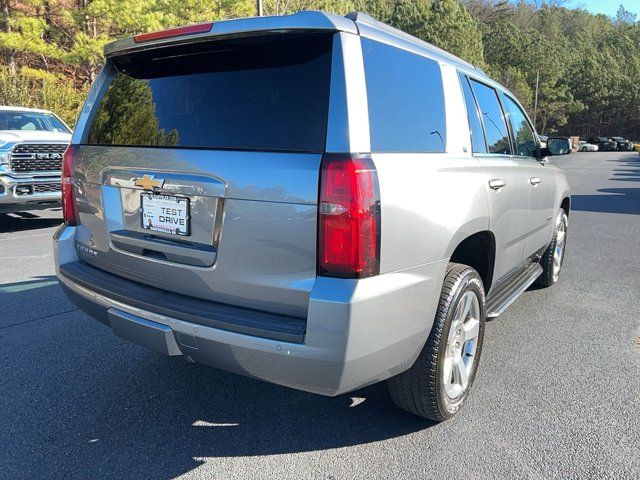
xmin=0 ymin=278 xmax=58 ymax=294
xmin=0 ymin=233 xmax=53 ymax=242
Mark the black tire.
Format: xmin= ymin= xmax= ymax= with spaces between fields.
xmin=581 ymin=147 xmax=587 ymax=152
xmin=387 ymin=263 xmax=486 ymax=421
xmin=536 ymin=210 xmax=568 ymax=287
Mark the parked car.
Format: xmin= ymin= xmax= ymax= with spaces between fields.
xmin=609 ymin=136 xmax=634 ymax=151
xmin=0 ymin=106 xmax=71 ymax=213
xmin=578 ymin=140 xmax=598 ymax=152
xmin=588 ymin=136 xmax=617 ymax=151
xmin=54 ymin=11 xmax=571 ymax=421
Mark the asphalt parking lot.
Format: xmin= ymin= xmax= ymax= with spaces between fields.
xmin=0 ymin=151 xmax=638 ymax=479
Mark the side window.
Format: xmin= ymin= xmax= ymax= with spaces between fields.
xmin=362 ymin=38 xmax=447 ymax=153
xmin=458 ymin=74 xmax=487 ymax=154
xmin=503 ymin=95 xmax=538 ymax=158
xmin=469 ymin=79 xmax=511 ymax=154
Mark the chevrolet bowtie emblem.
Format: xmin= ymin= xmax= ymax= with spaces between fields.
xmin=134 ymin=175 xmax=164 ymax=191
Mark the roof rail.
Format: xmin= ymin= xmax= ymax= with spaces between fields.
xmin=345 ymin=11 xmax=383 ymax=26
xmin=345 ymin=11 xmax=482 ymax=73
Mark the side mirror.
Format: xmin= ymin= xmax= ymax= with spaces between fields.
xmin=546 ymin=137 xmax=571 ymax=155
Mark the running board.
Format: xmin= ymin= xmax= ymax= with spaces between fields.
xmin=485 ymin=263 xmax=543 ymax=318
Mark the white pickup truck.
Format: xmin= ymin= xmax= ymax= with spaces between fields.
xmin=0 ymin=106 xmax=71 ymax=214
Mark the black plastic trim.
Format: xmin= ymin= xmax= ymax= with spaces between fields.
xmin=59 ymin=261 xmax=306 ymax=343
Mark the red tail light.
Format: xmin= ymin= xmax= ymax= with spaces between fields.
xmin=318 ymin=154 xmax=380 ymax=278
xmin=62 ymin=145 xmax=78 ymax=226
xmin=134 ymin=23 xmax=214 ymax=43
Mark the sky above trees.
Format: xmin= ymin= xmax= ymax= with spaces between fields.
xmin=566 ymin=1 xmax=639 ymax=17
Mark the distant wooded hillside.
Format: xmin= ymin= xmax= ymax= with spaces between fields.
xmin=1 ymin=0 xmax=638 ymax=138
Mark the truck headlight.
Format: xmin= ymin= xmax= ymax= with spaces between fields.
xmin=0 ymin=151 xmax=9 ymax=166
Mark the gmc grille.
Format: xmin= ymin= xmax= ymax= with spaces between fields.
xmin=10 ymin=144 xmax=67 ymax=172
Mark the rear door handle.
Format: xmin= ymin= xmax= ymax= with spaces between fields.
xmin=529 ymin=177 xmax=542 ymax=186
xmin=488 ymin=179 xmax=507 ymax=190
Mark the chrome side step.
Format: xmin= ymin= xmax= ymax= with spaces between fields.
xmin=485 ymin=262 xmax=543 ymax=318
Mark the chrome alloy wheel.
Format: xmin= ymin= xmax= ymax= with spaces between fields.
xmin=442 ymin=291 xmax=481 ymax=400
xmin=553 ymin=216 xmax=567 ymax=282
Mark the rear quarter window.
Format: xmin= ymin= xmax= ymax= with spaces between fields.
xmin=85 ymin=34 xmax=333 ymax=152
xmin=362 ymin=39 xmax=447 ymax=153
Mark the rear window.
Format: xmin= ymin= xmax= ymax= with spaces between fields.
xmin=459 ymin=74 xmax=487 ymax=154
xmin=469 ymin=79 xmax=511 ymax=155
xmin=362 ymin=39 xmax=447 ymax=153
xmin=86 ymin=34 xmax=333 ymax=152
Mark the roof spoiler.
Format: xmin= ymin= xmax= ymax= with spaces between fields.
xmin=104 ymin=11 xmax=357 ymax=58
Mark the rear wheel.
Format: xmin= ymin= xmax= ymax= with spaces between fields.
xmin=581 ymin=147 xmax=587 ymax=152
xmin=388 ymin=263 xmax=485 ymax=421
xmin=536 ymin=210 xmax=568 ymax=287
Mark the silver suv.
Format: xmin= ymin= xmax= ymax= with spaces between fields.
xmin=0 ymin=107 xmax=71 ymax=213
xmin=54 ymin=12 xmax=570 ymax=421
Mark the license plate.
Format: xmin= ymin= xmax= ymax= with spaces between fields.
xmin=141 ymin=193 xmax=190 ymax=236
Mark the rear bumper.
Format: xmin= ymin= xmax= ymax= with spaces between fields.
xmin=54 ymin=225 xmax=447 ymax=396
xmin=0 ymin=174 xmax=61 ymax=213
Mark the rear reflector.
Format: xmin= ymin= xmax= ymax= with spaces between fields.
xmin=62 ymin=145 xmax=78 ymax=226
xmin=134 ymin=23 xmax=214 ymax=43
xmin=318 ymin=154 xmax=380 ymax=278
